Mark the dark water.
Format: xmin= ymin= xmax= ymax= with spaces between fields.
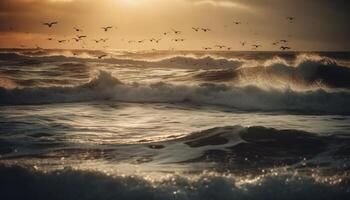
xmin=0 ymin=49 xmax=350 ymax=199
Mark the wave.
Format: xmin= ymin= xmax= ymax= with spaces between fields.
xmin=155 ymin=126 xmax=350 ymax=167
xmin=194 ymin=55 xmax=350 ymax=89
xmin=0 ymin=165 xmax=349 ymax=200
xmin=1 ymin=70 xmax=350 ymax=114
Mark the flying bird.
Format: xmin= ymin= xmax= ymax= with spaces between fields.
xmin=71 ymin=38 xmax=81 ymax=42
xmin=97 ymin=55 xmax=107 ymax=59
xmin=192 ymin=27 xmax=200 ymax=32
xmin=286 ymin=17 xmax=295 ymax=23
xmin=58 ymin=40 xmax=66 ymax=43
xmin=233 ymin=21 xmax=241 ymax=25
xmin=240 ymin=41 xmax=247 ymax=46
xmin=203 ymin=47 xmax=212 ymax=50
xmin=101 ymin=26 xmax=113 ymax=32
xmin=280 ymin=46 xmax=291 ymax=50
xmin=252 ymin=44 xmax=262 ymax=49
xmin=42 ymin=21 xmax=58 ymax=28
xmin=201 ymin=28 xmax=211 ymax=32
xmin=172 ymin=29 xmax=182 ymax=35
xmin=74 ymin=27 xmax=82 ymax=32
xmin=77 ymin=35 xmax=87 ymax=39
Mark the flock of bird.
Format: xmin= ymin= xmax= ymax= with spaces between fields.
xmin=31 ymin=17 xmax=296 ymax=58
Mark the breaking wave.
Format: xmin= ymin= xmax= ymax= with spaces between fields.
xmin=194 ymin=55 xmax=350 ymax=89
xmin=0 ymin=165 xmax=349 ymax=200
xmin=1 ymin=70 xmax=350 ymax=114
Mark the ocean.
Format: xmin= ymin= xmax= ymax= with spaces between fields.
xmin=0 ymin=49 xmax=349 ymax=199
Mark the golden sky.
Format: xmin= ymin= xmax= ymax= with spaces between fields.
xmin=0 ymin=0 xmax=349 ymax=51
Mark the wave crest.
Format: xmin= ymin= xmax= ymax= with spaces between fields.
xmin=1 ymin=71 xmax=350 ymax=114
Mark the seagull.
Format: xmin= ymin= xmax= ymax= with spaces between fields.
xmin=272 ymin=42 xmax=279 ymax=46
xmin=42 ymin=21 xmax=58 ymax=28
xmin=280 ymin=39 xmax=288 ymax=43
xmin=163 ymin=31 xmax=171 ymax=35
xmin=77 ymin=35 xmax=87 ymax=39
xmin=101 ymin=26 xmax=113 ymax=32
xmin=100 ymin=38 xmax=108 ymax=42
xmin=73 ymin=27 xmax=82 ymax=32
xmin=128 ymin=40 xmax=136 ymax=43
xmin=201 ymin=28 xmax=211 ymax=32
xmin=280 ymin=46 xmax=291 ymax=50
xmin=233 ymin=21 xmax=241 ymax=25
xmin=252 ymin=44 xmax=262 ymax=49
xmin=172 ymin=29 xmax=181 ymax=35
xmin=58 ymin=40 xmax=66 ymax=43
xmin=227 ymin=47 xmax=232 ymax=50
xmin=71 ymin=38 xmax=81 ymax=42
xmin=155 ymin=39 xmax=161 ymax=43
xmin=47 ymin=37 xmax=54 ymax=41
xmin=203 ymin=47 xmax=212 ymax=50
xmin=286 ymin=17 xmax=295 ymax=23
xmin=240 ymin=41 xmax=247 ymax=46
xmin=138 ymin=40 xmax=145 ymax=43
xmin=192 ymin=27 xmax=200 ymax=32
xmin=93 ymin=39 xmax=100 ymax=43
xmin=97 ymin=55 xmax=107 ymax=59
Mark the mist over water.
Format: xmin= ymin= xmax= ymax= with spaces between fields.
xmin=1 ymin=49 xmax=350 ymax=199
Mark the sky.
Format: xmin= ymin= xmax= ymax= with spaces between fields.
xmin=0 ymin=0 xmax=349 ymax=51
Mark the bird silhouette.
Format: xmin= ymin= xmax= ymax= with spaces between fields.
xmin=286 ymin=17 xmax=295 ymax=23
xmin=97 ymin=55 xmax=107 ymax=59
xmin=280 ymin=46 xmax=291 ymax=50
xmin=101 ymin=26 xmax=113 ymax=32
xmin=74 ymin=27 xmax=82 ymax=32
xmin=77 ymin=35 xmax=87 ymax=39
xmin=71 ymin=38 xmax=81 ymax=42
xmin=203 ymin=47 xmax=212 ymax=50
xmin=42 ymin=21 xmax=58 ymax=28
xmin=172 ymin=29 xmax=182 ymax=35
xmin=201 ymin=28 xmax=211 ymax=32
xmin=192 ymin=27 xmax=200 ymax=32
xmin=93 ymin=39 xmax=100 ymax=43
xmin=233 ymin=21 xmax=241 ymax=25
xmin=240 ymin=41 xmax=247 ymax=46
xmin=252 ymin=44 xmax=262 ymax=49
xmin=280 ymin=39 xmax=288 ymax=43
xmin=58 ymin=40 xmax=66 ymax=43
